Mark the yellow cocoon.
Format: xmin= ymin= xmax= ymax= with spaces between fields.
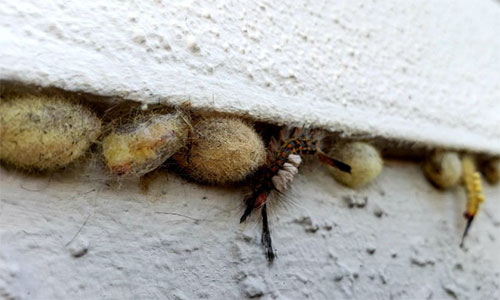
xmin=327 ymin=142 xmax=383 ymax=188
xmin=423 ymin=150 xmax=462 ymax=189
xmin=0 ymin=94 xmax=102 ymax=171
xmin=174 ymin=116 xmax=266 ymax=184
xmin=101 ymin=111 xmax=189 ymax=176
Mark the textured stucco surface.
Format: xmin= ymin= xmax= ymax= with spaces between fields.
xmin=0 ymin=161 xmax=499 ymax=299
xmin=1 ymin=1 xmax=500 ymax=299
xmin=1 ymin=0 xmax=500 ymax=154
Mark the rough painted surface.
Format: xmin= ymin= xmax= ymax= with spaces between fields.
xmin=1 ymin=0 xmax=500 ymax=154
xmin=0 ymin=161 xmax=499 ymax=299
xmin=1 ymin=1 xmax=500 ymax=299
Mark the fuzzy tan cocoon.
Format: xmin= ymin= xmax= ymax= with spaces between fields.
xmin=327 ymin=142 xmax=383 ymax=188
xmin=0 ymin=94 xmax=101 ymax=171
xmin=482 ymin=158 xmax=499 ymax=185
xmin=423 ymin=151 xmax=462 ymax=189
xmin=174 ymin=116 xmax=266 ymax=184
xmin=101 ymin=112 xmax=190 ymax=177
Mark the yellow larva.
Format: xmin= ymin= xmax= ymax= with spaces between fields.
xmin=327 ymin=142 xmax=383 ymax=188
xmin=460 ymin=154 xmax=486 ymax=247
xmin=481 ymin=157 xmax=499 ymax=185
xmin=0 ymin=94 xmax=101 ymax=171
xmin=423 ymin=150 xmax=462 ymax=189
xmin=462 ymin=155 xmax=485 ymax=217
xmin=101 ymin=111 xmax=190 ymax=176
xmin=174 ymin=115 xmax=266 ymax=184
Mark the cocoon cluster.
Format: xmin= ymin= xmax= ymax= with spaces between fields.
xmin=174 ymin=115 xmax=266 ymax=184
xmin=101 ymin=111 xmax=190 ymax=176
xmin=423 ymin=150 xmax=462 ymax=189
xmin=0 ymin=94 xmax=101 ymax=171
xmin=481 ymin=157 xmax=499 ymax=185
xmin=327 ymin=142 xmax=383 ymax=188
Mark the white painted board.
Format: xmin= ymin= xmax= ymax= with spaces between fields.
xmin=1 ymin=0 xmax=499 ymax=154
xmin=1 ymin=1 xmax=500 ymax=299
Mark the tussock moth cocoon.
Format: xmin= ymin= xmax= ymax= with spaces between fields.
xmin=327 ymin=142 xmax=382 ymax=188
xmin=101 ymin=110 xmax=190 ymax=177
xmin=0 ymin=94 xmax=101 ymax=171
xmin=423 ymin=150 xmax=462 ymax=189
xmin=174 ymin=115 xmax=266 ymax=184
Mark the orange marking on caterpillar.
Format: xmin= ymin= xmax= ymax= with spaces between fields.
xmin=240 ymin=128 xmax=351 ymax=262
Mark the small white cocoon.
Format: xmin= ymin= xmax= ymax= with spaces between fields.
xmin=423 ymin=150 xmax=462 ymax=189
xmin=327 ymin=142 xmax=383 ymax=188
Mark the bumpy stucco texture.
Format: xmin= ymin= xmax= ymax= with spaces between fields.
xmin=0 ymin=0 xmax=499 ymax=154
xmin=1 ymin=1 xmax=500 ymax=299
xmin=0 ymin=161 xmax=499 ymax=299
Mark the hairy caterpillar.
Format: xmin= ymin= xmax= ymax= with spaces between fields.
xmin=460 ymin=155 xmax=486 ymax=247
xmin=240 ymin=128 xmax=351 ymax=261
xmin=0 ymin=94 xmax=101 ymax=171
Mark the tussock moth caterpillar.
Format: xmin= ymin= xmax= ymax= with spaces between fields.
xmin=240 ymin=128 xmax=351 ymax=261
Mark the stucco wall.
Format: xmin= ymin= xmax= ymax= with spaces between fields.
xmin=1 ymin=161 xmax=499 ymax=299
xmin=1 ymin=0 xmax=500 ymax=299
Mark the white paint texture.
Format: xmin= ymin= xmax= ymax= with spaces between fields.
xmin=1 ymin=0 xmax=500 ymax=154
xmin=1 ymin=162 xmax=499 ymax=299
xmin=1 ymin=1 xmax=500 ymax=299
